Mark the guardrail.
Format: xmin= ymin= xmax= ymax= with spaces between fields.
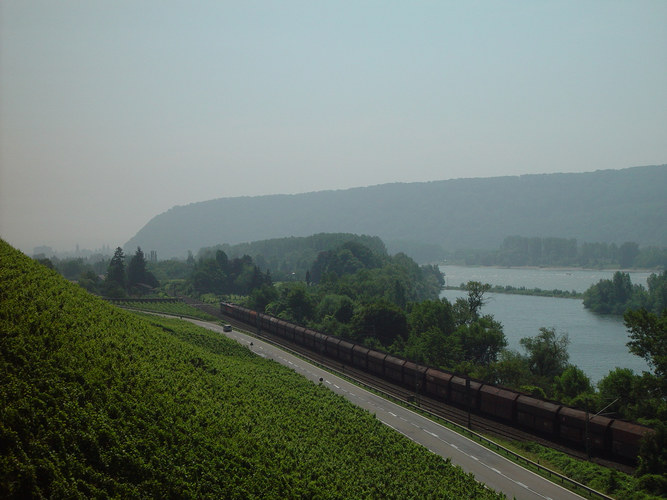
xmin=401 ymin=400 xmax=613 ymax=500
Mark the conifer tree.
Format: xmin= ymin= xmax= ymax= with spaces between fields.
xmin=106 ymin=247 xmax=125 ymax=288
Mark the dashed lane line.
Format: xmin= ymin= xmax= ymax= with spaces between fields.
xmin=215 ymin=323 xmax=572 ymax=500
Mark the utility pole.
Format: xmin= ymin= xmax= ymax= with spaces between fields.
xmin=585 ymin=398 xmax=618 ymax=460
xmin=466 ymin=378 xmax=471 ymax=429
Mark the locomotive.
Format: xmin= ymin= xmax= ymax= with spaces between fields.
xmin=221 ymin=301 xmax=651 ymax=463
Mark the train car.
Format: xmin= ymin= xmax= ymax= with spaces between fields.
xmin=220 ymin=302 xmax=650 ymax=464
xmin=479 ymin=385 xmax=519 ymax=422
xmin=367 ymin=350 xmax=387 ymax=377
xmin=302 ymin=328 xmax=317 ymax=349
xmin=449 ymin=376 xmax=481 ymax=408
xmin=587 ymin=414 xmax=614 ymax=453
xmin=222 ymin=302 xmax=238 ymax=319
xmin=557 ymin=406 xmax=587 ymax=444
xmin=384 ymin=355 xmax=406 ymax=385
xmin=232 ymin=304 xmax=245 ymax=321
xmin=261 ymin=313 xmax=276 ymax=333
xmin=424 ymin=368 xmax=452 ymax=401
xmin=338 ymin=339 xmax=355 ymax=364
xmin=313 ymin=331 xmax=328 ymax=355
xmin=516 ymin=396 xmax=560 ymax=435
xmin=325 ymin=336 xmax=341 ymax=359
xmin=558 ymin=407 xmax=613 ymax=453
xmin=403 ymin=361 xmax=428 ymax=393
xmin=293 ymin=325 xmax=307 ymax=345
xmin=352 ymin=345 xmax=370 ymax=371
xmin=257 ymin=313 xmax=269 ymax=333
xmin=282 ymin=319 xmax=296 ymax=341
xmin=235 ymin=305 xmax=255 ymax=325
xmin=609 ymin=420 xmax=652 ymax=461
xmin=267 ymin=316 xmax=281 ymax=336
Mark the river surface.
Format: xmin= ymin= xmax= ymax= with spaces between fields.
xmin=438 ymin=265 xmax=654 ymax=383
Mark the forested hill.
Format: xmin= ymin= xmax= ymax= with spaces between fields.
xmin=125 ymin=165 xmax=667 ymax=259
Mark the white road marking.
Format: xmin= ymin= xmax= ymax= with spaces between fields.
xmin=202 ymin=319 xmax=583 ymax=500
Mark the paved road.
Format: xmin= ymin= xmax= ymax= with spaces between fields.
xmin=191 ymin=319 xmax=586 ymax=500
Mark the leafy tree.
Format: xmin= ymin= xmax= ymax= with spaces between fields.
xmin=190 ymin=253 xmax=270 ymax=296
xmin=408 ymin=299 xmax=455 ymax=338
xmin=583 ymin=272 xmax=649 ymax=315
xmin=248 ymin=284 xmax=279 ymax=312
xmin=453 ymin=281 xmax=491 ymax=325
xmin=285 ymin=283 xmax=315 ymax=323
xmin=455 ymin=315 xmax=507 ymax=365
xmin=77 ymin=269 xmax=101 ymax=294
xmin=404 ymin=326 xmax=460 ymax=369
xmin=553 ymin=365 xmax=593 ymax=404
xmin=147 ymin=259 xmax=192 ymax=281
xmin=646 ymin=271 xmax=667 ymax=313
xmin=317 ymin=294 xmax=355 ymax=323
xmin=191 ymin=258 xmax=226 ymax=294
xmin=613 ymin=271 xmax=633 ymax=304
xmin=625 ymin=308 xmax=667 ymax=380
xmin=351 ymin=302 xmax=408 ymax=347
xmin=637 ymin=422 xmax=667 ymax=483
xmin=493 ymin=350 xmax=532 ymax=388
xmin=215 ymin=249 xmax=229 ymax=273
xmin=405 ymin=300 xmax=458 ymax=367
xmin=58 ymin=258 xmax=92 ymax=280
xmin=519 ymin=327 xmax=570 ymax=380
xmin=596 ymin=367 xmax=639 ymax=417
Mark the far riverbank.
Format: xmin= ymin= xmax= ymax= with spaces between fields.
xmin=438 ymin=265 xmax=653 ymax=295
xmin=443 ymin=284 xmax=582 ymax=299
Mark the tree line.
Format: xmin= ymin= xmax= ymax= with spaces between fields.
xmin=198 ymin=233 xmax=388 ymax=282
xmin=583 ymin=271 xmax=666 ymax=315
xmin=450 ymin=236 xmax=667 ymax=268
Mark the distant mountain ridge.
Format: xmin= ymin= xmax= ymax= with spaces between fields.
xmin=125 ymin=165 xmax=667 ymax=259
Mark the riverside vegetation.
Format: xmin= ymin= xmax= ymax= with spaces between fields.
xmin=30 ymin=232 xmax=667 ymax=495
xmin=1 ymin=239 xmax=503 ymax=498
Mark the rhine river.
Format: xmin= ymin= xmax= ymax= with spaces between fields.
xmin=438 ymin=265 xmax=655 ymax=383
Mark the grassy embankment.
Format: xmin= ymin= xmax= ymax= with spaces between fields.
xmin=0 ymin=239 xmax=502 ymax=499
xmin=111 ymin=300 xmax=218 ymax=321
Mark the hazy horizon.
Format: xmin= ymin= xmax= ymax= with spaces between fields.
xmin=2 ymin=2 xmax=666 ymax=254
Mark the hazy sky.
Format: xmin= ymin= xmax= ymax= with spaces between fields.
xmin=1 ymin=1 xmax=666 ymax=253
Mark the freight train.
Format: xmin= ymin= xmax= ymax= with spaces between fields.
xmin=221 ymin=301 xmax=651 ymax=463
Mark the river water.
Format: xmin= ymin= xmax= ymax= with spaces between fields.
xmin=438 ymin=265 xmax=654 ymax=383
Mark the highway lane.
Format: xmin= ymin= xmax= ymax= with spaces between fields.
xmin=190 ymin=319 xmax=586 ymax=500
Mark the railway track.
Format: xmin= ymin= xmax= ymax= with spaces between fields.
xmin=182 ymin=298 xmax=635 ymax=474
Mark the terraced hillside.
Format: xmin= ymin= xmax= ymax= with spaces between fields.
xmin=0 ymin=239 xmax=503 ymax=499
